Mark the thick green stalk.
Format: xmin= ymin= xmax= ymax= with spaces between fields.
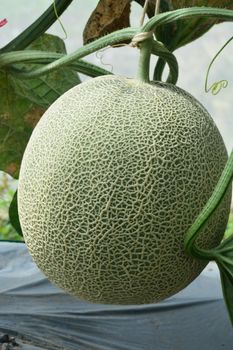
xmin=0 ymin=32 xmax=178 ymax=83
xmin=151 ymin=41 xmax=178 ymax=84
xmin=137 ymin=37 xmax=153 ymax=82
xmin=0 ymin=28 xmax=137 ymax=77
xmin=0 ymin=51 xmax=112 ymax=78
xmin=153 ymin=57 xmax=165 ymax=81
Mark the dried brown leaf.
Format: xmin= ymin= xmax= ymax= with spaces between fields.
xmin=83 ymin=0 xmax=131 ymax=44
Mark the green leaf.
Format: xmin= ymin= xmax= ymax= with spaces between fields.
xmin=9 ymin=190 xmax=23 ymax=237
xmin=152 ymin=0 xmax=177 ymax=49
xmin=157 ymin=1 xmax=233 ymax=51
xmin=0 ymin=33 xmax=80 ymax=178
xmin=135 ymin=1 xmax=231 ymax=51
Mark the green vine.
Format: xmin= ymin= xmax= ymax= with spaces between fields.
xmin=184 ymin=149 xmax=233 ymax=325
xmin=152 ymin=41 xmax=178 ymax=84
xmin=137 ymin=37 xmax=154 ymax=82
xmin=205 ymin=35 xmax=233 ymax=95
xmin=1 ymin=7 xmax=233 ymax=85
xmin=0 ymin=28 xmax=138 ymax=77
xmin=153 ymin=57 xmax=166 ymax=82
xmin=0 ymin=51 xmax=112 ymax=78
xmin=0 ymin=28 xmax=178 ymax=84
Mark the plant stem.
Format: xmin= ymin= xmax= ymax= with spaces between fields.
xmin=1 ymin=7 xmax=232 ymax=82
xmin=155 ymin=0 xmax=161 ymax=15
xmin=0 ymin=28 xmax=137 ymax=77
xmin=7 ymin=53 xmax=112 ymax=79
xmin=137 ymin=37 xmax=153 ymax=83
xmin=151 ymin=41 xmax=178 ymax=84
xmin=153 ymin=57 xmax=165 ymax=81
xmin=139 ymin=0 xmax=150 ymax=26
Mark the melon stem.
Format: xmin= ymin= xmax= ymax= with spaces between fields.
xmin=137 ymin=37 xmax=153 ymax=83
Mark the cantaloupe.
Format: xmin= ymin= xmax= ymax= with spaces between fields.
xmin=18 ymin=75 xmax=231 ymax=304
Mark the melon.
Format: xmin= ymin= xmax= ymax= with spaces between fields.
xmin=18 ymin=75 xmax=231 ymax=304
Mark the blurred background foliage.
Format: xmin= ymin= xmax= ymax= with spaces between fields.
xmin=0 ymin=173 xmax=22 ymax=241
xmin=226 ymin=212 xmax=233 ymax=239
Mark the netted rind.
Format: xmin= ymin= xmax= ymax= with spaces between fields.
xmin=18 ymin=75 xmax=231 ymax=304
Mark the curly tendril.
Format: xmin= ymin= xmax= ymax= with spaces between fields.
xmin=205 ymin=35 xmax=233 ymax=95
xmin=95 ymin=48 xmax=114 ymax=73
xmin=53 ymin=0 xmax=68 ymax=40
xmin=207 ymin=80 xmax=228 ymax=95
